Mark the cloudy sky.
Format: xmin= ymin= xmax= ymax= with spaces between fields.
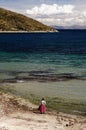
xmin=0 ymin=0 xmax=86 ymax=28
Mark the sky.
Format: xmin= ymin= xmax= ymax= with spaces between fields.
xmin=0 ymin=0 xmax=86 ymax=28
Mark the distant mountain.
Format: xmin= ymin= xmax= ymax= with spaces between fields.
xmin=0 ymin=8 xmax=57 ymax=32
xmin=53 ymin=26 xmax=64 ymax=30
xmin=53 ymin=25 xmax=86 ymax=30
xmin=66 ymin=25 xmax=86 ymax=29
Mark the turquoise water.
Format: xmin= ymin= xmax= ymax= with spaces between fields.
xmin=0 ymin=52 xmax=86 ymax=79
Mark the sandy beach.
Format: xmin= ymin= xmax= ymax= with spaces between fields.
xmin=0 ymin=92 xmax=86 ymax=130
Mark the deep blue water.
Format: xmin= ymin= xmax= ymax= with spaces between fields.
xmin=0 ymin=30 xmax=86 ymax=54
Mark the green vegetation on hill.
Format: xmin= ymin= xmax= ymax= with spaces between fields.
xmin=0 ymin=8 xmax=56 ymax=32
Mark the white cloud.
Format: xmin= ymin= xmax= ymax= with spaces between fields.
xmin=83 ymin=12 xmax=86 ymax=17
xmin=26 ymin=4 xmax=86 ymax=28
xmin=26 ymin=4 xmax=74 ymax=15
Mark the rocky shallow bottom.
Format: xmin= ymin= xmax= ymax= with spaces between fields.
xmin=0 ymin=70 xmax=86 ymax=83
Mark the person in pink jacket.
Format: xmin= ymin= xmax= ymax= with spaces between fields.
xmin=39 ymin=98 xmax=46 ymax=114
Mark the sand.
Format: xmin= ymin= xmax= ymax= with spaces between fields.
xmin=0 ymin=92 xmax=86 ymax=130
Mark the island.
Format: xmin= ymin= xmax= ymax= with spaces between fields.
xmin=0 ymin=8 xmax=57 ymax=32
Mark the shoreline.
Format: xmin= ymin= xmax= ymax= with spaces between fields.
xmin=0 ymin=30 xmax=58 ymax=33
xmin=0 ymin=81 xmax=86 ymax=116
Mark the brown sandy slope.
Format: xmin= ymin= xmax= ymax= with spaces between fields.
xmin=0 ymin=92 xmax=86 ymax=130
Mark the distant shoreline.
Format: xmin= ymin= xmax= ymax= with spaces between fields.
xmin=0 ymin=30 xmax=58 ymax=33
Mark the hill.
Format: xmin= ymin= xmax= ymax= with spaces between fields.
xmin=0 ymin=8 xmax=57 ymax=32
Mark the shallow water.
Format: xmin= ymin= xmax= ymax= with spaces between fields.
xmin=11 ymin=79 xmax=86 ymax=102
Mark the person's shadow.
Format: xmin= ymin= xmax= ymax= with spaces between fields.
xmin=31 ymin=107 xmax=40 ymax=114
